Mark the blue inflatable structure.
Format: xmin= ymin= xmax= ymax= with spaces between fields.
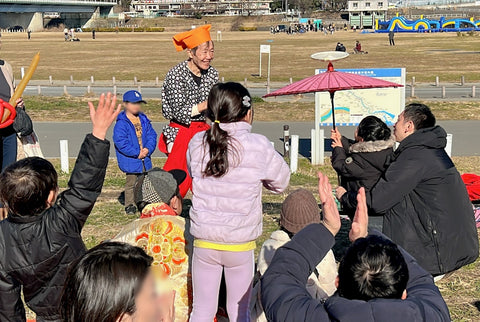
xmin=376 ymin=16 xmax=480 ymax=32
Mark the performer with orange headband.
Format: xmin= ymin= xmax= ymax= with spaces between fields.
xmin=159 ymin=25 xmax=218 ymax=197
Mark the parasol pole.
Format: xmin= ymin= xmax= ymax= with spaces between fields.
xmin=329 ymin=91 xmax=336 ymax=130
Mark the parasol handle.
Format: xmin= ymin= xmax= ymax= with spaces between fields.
xmin=330 ymin=91 xmax=336 ymax=130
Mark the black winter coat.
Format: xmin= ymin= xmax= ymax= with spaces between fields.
xmin=0 ymin=134 xmax=109 ymax=321
xmin=332 ymin=135 xmax=394 ymax=215
xmin=261 ymin=223 xmax=451 ymax=322
xmin=368 ymin=126 xmax=479 ymax=275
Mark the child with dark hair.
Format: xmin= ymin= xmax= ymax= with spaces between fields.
xmin=331 ymin=116 xmax=395 ymax=219
xmin=187 ymin=82 xmax=290 ymax=321
xmin=0 ymin=93 xmax=121 ymax=321
xmin=61 ymin=241 xmax=175 ymax=322
xmin=337 ymin=234 xmax=408 ymax=301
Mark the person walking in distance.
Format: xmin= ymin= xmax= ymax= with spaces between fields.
xmin=389 ymin=30 xmax=395 ymax=46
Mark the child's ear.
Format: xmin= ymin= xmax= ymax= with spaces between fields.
xmin=170 ymin=195 xmax=180 ymax=211
xmin=46 ymin=189 xmax=57 ymax=208
xmin=244 ymin=109 xmax=253 ymax=124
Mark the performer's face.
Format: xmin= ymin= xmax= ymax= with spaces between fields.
xmin=189 ymin=41 xmax=214 ymax=71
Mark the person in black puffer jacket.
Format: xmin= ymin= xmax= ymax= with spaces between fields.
xmin=339 ymin=103 xmax=479 ymax=276
xmin=331 ymin=116 xmax=395 ymax=226
xmin=0 ymin=93 xmax=121 ymax=322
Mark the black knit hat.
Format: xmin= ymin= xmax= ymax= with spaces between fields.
xmin=280 ymin=189 xmax=321 ymax=234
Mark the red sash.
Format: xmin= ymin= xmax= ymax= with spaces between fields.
xmin=159 ymin=121 xmax=210 ymax=197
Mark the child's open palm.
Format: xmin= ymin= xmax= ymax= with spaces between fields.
xmin=88 ymin=92 xmax=121 ymax=140
xmin=318 ymin=172 xmax=341 ymax=236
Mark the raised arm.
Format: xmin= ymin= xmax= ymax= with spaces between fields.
xmin=261 ymin=173 xmax=340 ymax=322
xmin=56 ymin=93 xmax=121 ymax=229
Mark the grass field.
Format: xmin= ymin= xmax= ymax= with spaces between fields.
xmin=1 ymin=30 xmax=480 ymax=84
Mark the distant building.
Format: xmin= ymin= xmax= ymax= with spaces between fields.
xmin=130 ymin=0 xmax=272 ymax=16
xmin=0 ymin=0 xmax=116 ymax=31
xmin=348 ymin=0 xmax=387 ymax=29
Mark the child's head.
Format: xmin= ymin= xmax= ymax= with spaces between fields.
xmin=280 ymin=189 xmax=321 ymax=236
xmin=0 ymin=157 xmax=58 ymax=217
xmin=123 ymin=90 xmax=146 ymax=115
xmin=61 ymin=242 xmax=156 ymax=321
xmin=355 ymin=116 xmax=391 ymax=142
xmin=203 ymin=82 xmax=252 ymax=178
xmin=205 ymin=82 xmax=252 ymax=125
xmin=134 ymin=168 xmax=186 ymax=215
xmin=337 ymin=235 xmax=409 ymax=301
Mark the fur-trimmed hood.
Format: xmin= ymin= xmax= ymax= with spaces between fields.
xmin=349 ymin=135 xmax=396 ymax=153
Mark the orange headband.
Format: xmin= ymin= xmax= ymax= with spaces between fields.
xmin=173 ymin=25 xmax=212 ymax=52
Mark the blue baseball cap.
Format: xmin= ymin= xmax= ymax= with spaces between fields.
xmin=123 ymin=90 xmax=147 ymax=104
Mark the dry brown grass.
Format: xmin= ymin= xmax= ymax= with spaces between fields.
xmin=1 ymin=30 xmax=480 ymax=84
xmin=24 ymin=96 xmax=479 ymax=122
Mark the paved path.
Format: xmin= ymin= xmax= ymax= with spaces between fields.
xmin=34 ymin=121 xmax=480 ymax=158
xmin=23 ymin=85 xmax=478 ymax=100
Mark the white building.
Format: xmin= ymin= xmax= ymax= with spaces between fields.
xmin=131 ymin=0 xmax=272 ymax=16
xmin=348 ymin=0 xmax=387 ymax=28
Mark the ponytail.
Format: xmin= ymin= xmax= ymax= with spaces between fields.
xmin=203 ymin=82 xmax=251 ymax=177
xmin=204 ymin=122 xmax=230 ymax=177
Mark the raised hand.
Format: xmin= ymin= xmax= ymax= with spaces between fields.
xmin=349 ymin=187 xmax=369 ymax=242
xmin=318 ymin=172 xmax=341 ymax=236
xmin=88 ymin=93 xmax=121 ymax=140
xmin=335 ymin=186 xmax=347 ymax=200
xmin=331 ymin=129 xmax=343 ymax=148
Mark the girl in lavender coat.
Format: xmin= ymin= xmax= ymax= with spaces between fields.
xmin=187 ymin=82 xmax=290 ymax=322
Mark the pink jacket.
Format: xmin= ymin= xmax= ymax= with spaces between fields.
xmin=187 ymin=122 xmax=290 ymax=244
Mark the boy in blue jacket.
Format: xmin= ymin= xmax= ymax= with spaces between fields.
xmin=114 ymin=90 xmax=157 ymax=215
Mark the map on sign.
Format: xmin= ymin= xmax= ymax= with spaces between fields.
xmin=315 ymin=68 xmax=405 ymax=126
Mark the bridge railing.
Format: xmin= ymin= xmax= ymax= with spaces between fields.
xmin=0 ymin=0 xmax=117 ymax=5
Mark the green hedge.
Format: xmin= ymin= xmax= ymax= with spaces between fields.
xmin=82 ymin=27 xmax=165 ymax=32
xmin=238 ymin=26 xmax=257 ymax=31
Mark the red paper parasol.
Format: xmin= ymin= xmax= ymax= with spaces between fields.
xmin=263 ymin=56 xmax=403 ymax=129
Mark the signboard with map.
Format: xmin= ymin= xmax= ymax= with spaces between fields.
xmin=315 ymin=68 xmax=406 ymax=127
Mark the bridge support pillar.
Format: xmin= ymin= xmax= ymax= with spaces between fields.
xmin=27 ymin=12 xmax=44 ymax=32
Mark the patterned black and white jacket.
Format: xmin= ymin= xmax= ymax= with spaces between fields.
xmin=161 ymin=60 xmax=218 ymax=145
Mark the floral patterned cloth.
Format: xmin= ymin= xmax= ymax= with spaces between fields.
xmin=113 ymin=203 xmax=193 ymax=321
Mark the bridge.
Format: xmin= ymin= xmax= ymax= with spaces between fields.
xmin=0 ymin=0 xmax=117 ymax=31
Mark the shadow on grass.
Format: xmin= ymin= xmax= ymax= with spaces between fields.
xmin=474 ymin=301 xmax=480 ymax=312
